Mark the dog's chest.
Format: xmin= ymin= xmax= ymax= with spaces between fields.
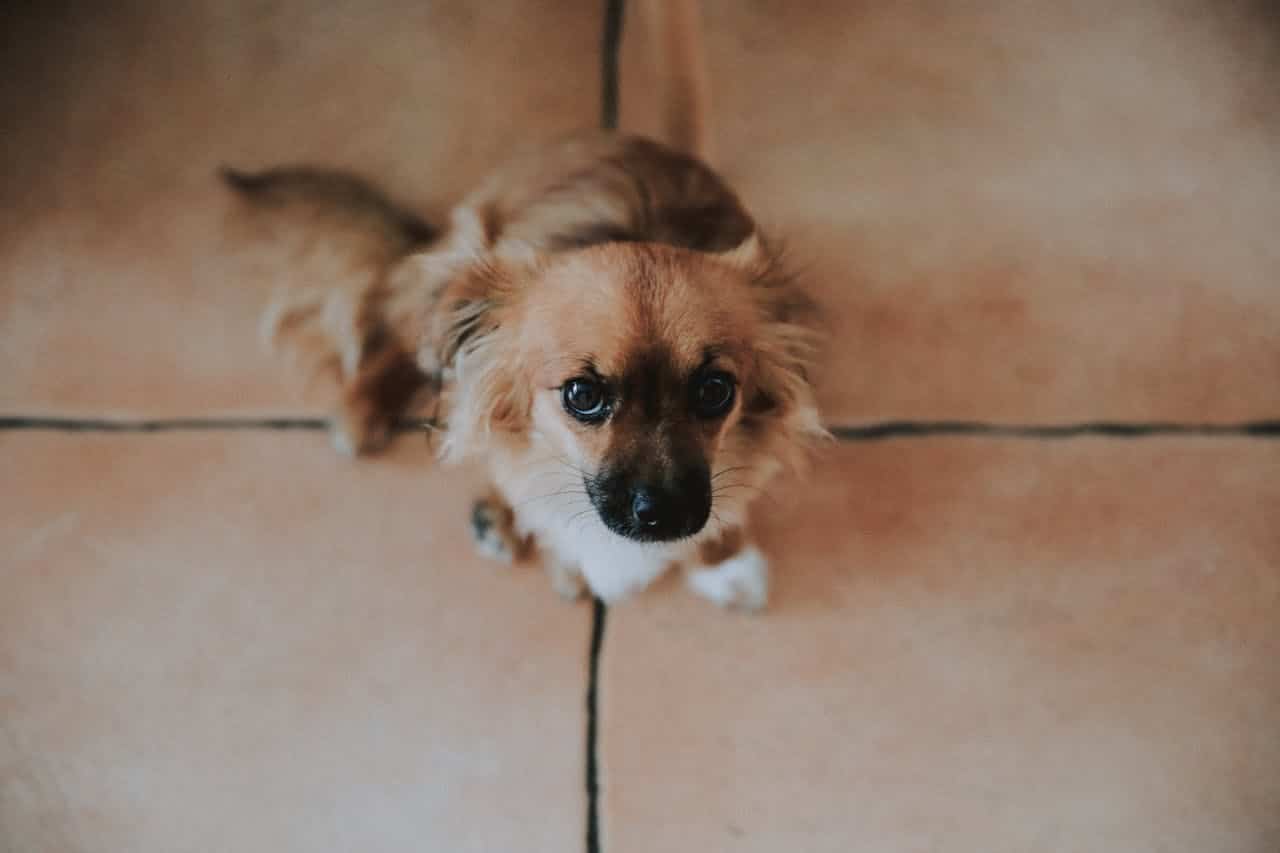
xmin=538 ymin=520 xmax=673 ymax=603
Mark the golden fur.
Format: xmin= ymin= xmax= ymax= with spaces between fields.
xmin=220 ymin=1 xmax=827 ymax=607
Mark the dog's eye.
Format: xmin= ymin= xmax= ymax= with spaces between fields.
xmin=693 ymin=372 xmax=736 ymax=419
xmin=562 ymin=377 xmax=609 ymax=422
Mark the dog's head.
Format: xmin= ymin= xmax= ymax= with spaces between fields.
xmin=422 ymin=233 xmax=825 ymax=543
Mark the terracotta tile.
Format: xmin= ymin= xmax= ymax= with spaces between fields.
xmin=623 ymin=0 xmax=1280 ymax=422
xmin=600 ymin=440 xmax=1280 ymax=851
xmin=0 ymin=1 xmax=600 ymax=416
xmin=0 ymin=433 xmax=589 ymax=852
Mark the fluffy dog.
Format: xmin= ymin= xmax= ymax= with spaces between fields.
xmin=222 ymin=8 xmax=826 ymax=609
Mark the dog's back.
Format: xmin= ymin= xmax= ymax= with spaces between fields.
xmin=458 ymin=132 xmax=752 ymax=256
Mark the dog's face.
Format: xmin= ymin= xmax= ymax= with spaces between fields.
xmin=524 ymin=247 xmax=762 ymax=542
xmin=432 ymin=236 xmax=822 ymax=544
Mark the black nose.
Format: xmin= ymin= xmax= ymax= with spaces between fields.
xmin=623 ymin=477 xmax=709 ymax=541
xmin=587 ymin=465 xmax=712 ymax=543
xmin=631 ymin=488 xmax=661 ymax=528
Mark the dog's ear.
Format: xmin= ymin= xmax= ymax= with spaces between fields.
xmin=720 ymin=231 xmax=830 ymax=465
xmin=427 ymin=259 xmax=504 ymax=369
xmin=419 ymin=248 xmax=535 ymax=462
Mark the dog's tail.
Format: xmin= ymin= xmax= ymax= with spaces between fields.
xmin=219 ymin=164 xmax=438 ymax=455
xmin=639 ymin=0 xmax=715 ymax=163
xmin=219 ymin=165 xmax=435 ymax=250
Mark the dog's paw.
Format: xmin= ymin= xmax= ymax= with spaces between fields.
xmin=687 ymin=546 xmax=769 ymax=611
xmin=470 ymin=496 xmax=525 ymax=564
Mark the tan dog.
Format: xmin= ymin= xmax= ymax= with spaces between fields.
xmin=222 ymin=4 xmax=826 ymax=609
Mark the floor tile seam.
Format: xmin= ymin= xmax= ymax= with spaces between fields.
xmin=2 ymin=416 xmax=1277 ymax=439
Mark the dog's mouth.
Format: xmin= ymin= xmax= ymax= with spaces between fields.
xmin=584 ymin=467 xmax=712 ymax=543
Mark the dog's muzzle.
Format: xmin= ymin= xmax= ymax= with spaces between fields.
xmin=586 ymin=464 xmax=712 ymax=543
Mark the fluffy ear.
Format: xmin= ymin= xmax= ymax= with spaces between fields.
xmin=426 ymin=258 xmax=533 ymax=462
xmin=750 ymin=322 xmax=827 ymax=451
xmin=386 ymin=203 xmax=542 ymax=461
xmin=731 ymin=232 xmax=830 ymax=465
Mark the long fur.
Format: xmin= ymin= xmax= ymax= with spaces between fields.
xmin=219 ymin=165 xmax=439 ymax=453
xmin=218 ymin=2 xmax=827 ymax=607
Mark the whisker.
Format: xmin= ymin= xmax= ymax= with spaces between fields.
xmin=711 ymin=481 xmax=765 ymax=496
xmin=486 ymin=450 xmax=591 ymax=479
xmin=551 ymin=455 xmax=594 ymax=481
xmin=711 ymin=465 xmax=753 ymax=483
xmin=513 ymin=488 xmax=591 ymax=510
xmin=713 ymin=483 xmax=777 ymax=507
xmin=567 ymin=507 xmax=598 ymax=534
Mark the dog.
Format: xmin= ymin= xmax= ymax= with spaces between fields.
xmin=221 ymin=3 xmax=827 ymax=609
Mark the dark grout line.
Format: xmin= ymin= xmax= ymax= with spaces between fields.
xmin=829 ymin=420 xmax=1280 ymax=440
xmin=0 ymin=415 xmax=333 ymax=432
xmin=600 ymin=0 xmax=625 ymax=133
xmin=585 ymin=598 xmax=608 ymax=853
xmin=0 ymin=415 xmax=442 ymax=433
xmin=3 ymin=415 xmax=1278 ymax=439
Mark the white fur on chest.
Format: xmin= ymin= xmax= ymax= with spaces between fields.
xmin=537 ymin=518 xmax=674 ymax=603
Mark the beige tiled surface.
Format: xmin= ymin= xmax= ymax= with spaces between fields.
xmin=3 ymin=3 xmax=1279 ymax=851
xmin=600 ymin=441 xmax=1280 ymax=852
xmin=0 ymin=1 xmax=600 ymax=416
xmin=0 ymin=433 xmax=589 ymax=852
xmin=624 ymin=0 xmax=1280 ymax=422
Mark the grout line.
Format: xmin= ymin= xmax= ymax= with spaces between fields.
xmin=828 ymin=420 xmax=1280 ymax=440
xmin=585 ymin=598 xmax=608 ymax=853
xmin=600 ymin=0 xmax=625 ymax=133
xmin=0 ymin=416 xmax=333 ymax=432
xmin=2 ymin=415 xmax=1278 ymax=439
xmin=0 ymin=415 xmax=437 ymax=433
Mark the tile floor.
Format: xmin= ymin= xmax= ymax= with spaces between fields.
xmin=3 ymin=2 xmax=1278 ymax=851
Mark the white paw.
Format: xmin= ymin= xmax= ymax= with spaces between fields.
xmin=687 ymin=546 xmax=769 ymax=611
xmin=470 ymin=499 xmax=517 ymax=565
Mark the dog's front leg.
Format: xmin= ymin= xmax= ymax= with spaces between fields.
xmin=469 ymin=490 xmax=533 ymax=565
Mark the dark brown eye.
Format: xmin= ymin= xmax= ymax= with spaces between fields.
xmin=562 ymin=377 xmax=609 ymax=422
xmin=693 ymin=372 xmax=736 ymax=418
